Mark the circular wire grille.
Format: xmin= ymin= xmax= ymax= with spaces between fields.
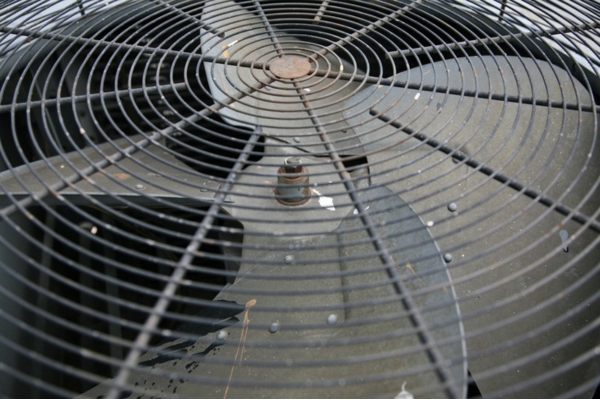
xmin=0 ymin=0 xmax=599 ymax=398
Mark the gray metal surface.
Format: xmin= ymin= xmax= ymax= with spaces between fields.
xmin=0 ymin=135 xmax=220 ymax=207
xmin=83 ymin=184 xmax=466 ymax=398
xmin=345 ymin=55 xmax=600 ymax=398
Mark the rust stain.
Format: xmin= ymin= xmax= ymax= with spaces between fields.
xmin=405 ymin=262 xmax=425 ymax=285
xmin=224 ymin=299 xmax=256 ymax=399
xmin=112 ymin=173 xmax=131 ymax=180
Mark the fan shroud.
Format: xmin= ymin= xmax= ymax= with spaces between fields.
xmin=0 ymin=0 xmax=598 ymax=398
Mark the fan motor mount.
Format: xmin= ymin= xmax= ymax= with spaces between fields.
xmin=275 ymin=157 xmax=311 ymax=205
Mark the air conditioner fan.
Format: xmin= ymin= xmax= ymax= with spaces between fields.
xmin=0 ymin=0 xmax=598 ymax=398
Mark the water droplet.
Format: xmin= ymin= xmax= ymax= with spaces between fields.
xmin=559 ymin=229 xmax=569 ymax=252
xmin=269 ymin=322 xmax=280 ymax=333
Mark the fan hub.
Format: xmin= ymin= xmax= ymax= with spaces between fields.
xmin=269 ymin=56 xmax=312 ymax=79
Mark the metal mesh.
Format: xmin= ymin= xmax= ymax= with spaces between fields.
xmin=0 ymin=0 xmax=598 ymax=398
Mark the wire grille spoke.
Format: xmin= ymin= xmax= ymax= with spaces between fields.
xmin=153 ymin=0 xmax=221 ymax=36
xmin=106 ymin=130 xmax=262 ymax=398
xmin=387 ymin=21 xmax=600 ymax=59
xmin=294 ymin=80 xmax=459 ymax=398
xmin=306 ymin=70 xmax=597 ymax=112
xmin=0 ymin=78 xmax=265 ymax=216
xmin=0 ymin=82 xmax=188 ymax=113
xmin=3 ymin=69 xmax=594 ymax=114
xmin=372 ymin=109 xmax=600 ymax=234
xmin=314 ymin=0 xmax=425 ymax=57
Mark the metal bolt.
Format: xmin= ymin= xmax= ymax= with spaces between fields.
xmin=443 ymin=253 xmax=453 ymax=263
xmin=293 ymin=137 xmax=301 ymax=143
xmin=284 ymin=157 xmax=302 ymax=173
xmin=275 ymin=157 xmax=311 ymax=205
xmin=135 ymin=184 xmax=145 ymax=190
xmin=269 ymin=322 xmax=280 ymax=333
xmin=216 ymin=330 xmax=227 ymax=340
xmin=327 ymin=314 xmax=338 ymax=325
xmin=284 ymin=255 xmax=294 ymax=264
xmin=447 ymin=203 xmax=457 ymax=212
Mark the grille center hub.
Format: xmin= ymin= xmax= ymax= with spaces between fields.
xmin=270 ymin=56 xmax=312 ymax=79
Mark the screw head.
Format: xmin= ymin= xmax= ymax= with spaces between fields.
xmin=447 ymin=203 xmax=457 ymax=212
xmin=327 ymin=314 xmax=338 ymax=325
xmin=443 ymin=253 xmax=453 ymax=263
xmin=284 ymin=255 xmax=294 ymax=264
xmin=269 ymin=322 xmax=280 ymax=333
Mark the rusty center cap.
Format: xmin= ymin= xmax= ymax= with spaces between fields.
xmin=269 ymin=56 xmax=312 ymax=79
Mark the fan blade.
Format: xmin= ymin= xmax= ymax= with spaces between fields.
xmin=0 ymin=135 xmax=220 ymax=208
xmin=344 ymin=55 xmax=600 ymax=398
xmin=82 ymin=185 xmax=466 ymax=398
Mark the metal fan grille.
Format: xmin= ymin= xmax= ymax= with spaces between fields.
xmin=0 ymin=0 xmax=598 ymax=398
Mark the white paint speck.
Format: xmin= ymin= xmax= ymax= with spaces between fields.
xmin=414 ymin=93 xmax=420 ymax=100
xmin=227 ymin=39 xmax=239 ymax=48
xmin=353 ymin=206 xmax=369 ymax=215
xmin=313 ymin=189 xmax=335 ymax=211
xmin=395 ymin=382 xmax=413 ymax=399
xmin=426 ymin=221 xmax=434 ymax=227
